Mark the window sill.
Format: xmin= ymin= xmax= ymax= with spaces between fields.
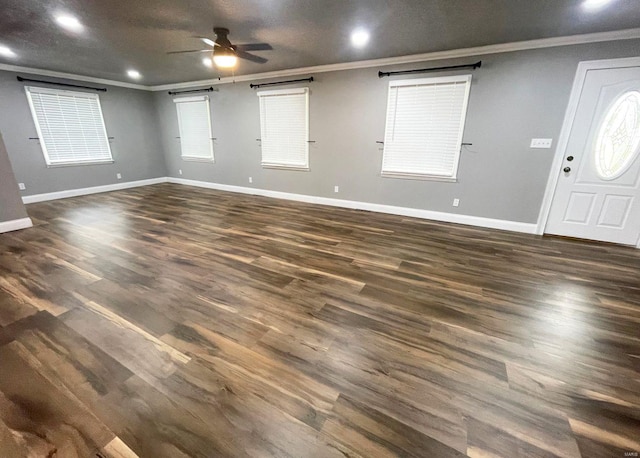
xmin=47 ymin=160 xmax=114 ymax=168
xmin=181 ymin=156 xmax=215 ymax=163
xmin=381 ymin=172 xmax=457 ymax=182
xmin=262 ymin=163 xmax=310 ymax=172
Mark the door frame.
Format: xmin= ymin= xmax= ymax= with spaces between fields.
xmin=535 ymin=56 xmax=640 ymax=248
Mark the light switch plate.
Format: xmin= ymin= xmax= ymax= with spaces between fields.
xmin=18 ymin=183 xmax=26 ymax=190
xmin=530 ymin=138 xmax=553 ymax=149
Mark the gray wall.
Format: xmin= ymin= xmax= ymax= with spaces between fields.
xmin=0 ymin=70 xmax=166 ymax=196
xmin=0 ymin=132 xmax=28 ymax=223
xmin=154 ymin=39 xmax=640 ymax=224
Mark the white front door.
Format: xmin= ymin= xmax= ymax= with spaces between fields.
xmin=546 ymin=65 xmax=640 ymax=246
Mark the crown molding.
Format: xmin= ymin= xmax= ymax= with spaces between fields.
xmin=1 ymin=28 xmax=639 ymax=93
xmin=150 ymin=27 xmax=640 ymax=91
xmin=0 ymin=63 xmax=151 ymax=90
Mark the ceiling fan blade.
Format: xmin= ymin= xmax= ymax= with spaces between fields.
xmin=198 ymin=37 xmax=219 ymax=47
xmin=235 ymin=43 xmax=273 ymax=52
xmin=167 ymin=49 xmax=212 ymax=55
xmin=236 ymin=50 xmax=268 ymax=64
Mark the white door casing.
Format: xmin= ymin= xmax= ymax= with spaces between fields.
xmin=539 ymin=58 xmax=640 ymax=246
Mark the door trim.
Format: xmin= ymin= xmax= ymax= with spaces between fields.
xmin=535 ymin=56 xmax=640 ymax=248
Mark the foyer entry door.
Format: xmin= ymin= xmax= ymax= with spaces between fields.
xmin=545 ymin=64 xmax=640 ymax=246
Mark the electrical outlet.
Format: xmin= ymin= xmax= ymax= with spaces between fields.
xmin=179 ymin=169 xmax=183 ymax=175
xmin=453 ymin=198 xmax=460 ymax=207
xmin=116 ymin=173 xmax=122 ymax=179
xmin=530 ymin=138 xmax=553 ymax=149
xmin=18 ymin=183 xmax=26 ymax=191
xmin=334 ymin=185 xmax=339 ymax=193
xmin=249 ymin=177 xmax=253 ymax=183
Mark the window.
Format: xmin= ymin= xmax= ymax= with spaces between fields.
xmin=257 ymin=87 xmax=309 ymax=170
xmin=174 ymin=96 xmax=214 ymax=162
xmin=25 ymin=86 xmax=113 ymax=166
xmin=594 ymin=90 xmax=640 ymax=180
xmin=381 ymin=75 xmax=472 ymax=181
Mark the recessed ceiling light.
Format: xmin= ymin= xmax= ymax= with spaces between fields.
xmin=0 ymin=46 xmax=16 ymax=58
xmin=127 ymin=70 xmax=141 ymax=79
xmin=55 ymin=14 xmax=84 ymax=32
xmin=202 ymin=57 xmax=213 ymax=67
xmin=582 ymin=0 xmax=614 ymax=10
xmin=351 ymin=29 xmax=370 ymax=48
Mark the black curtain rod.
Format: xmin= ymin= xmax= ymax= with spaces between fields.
xmin=17 ymin=76 xmax=107 ymax=91
xmin=168 ymin=86 xmax=218 ymax=96
xmin=378 ymin=61 xmax=482 ymax=78
xmin=250 ymin=77 xmax=314 ymax=89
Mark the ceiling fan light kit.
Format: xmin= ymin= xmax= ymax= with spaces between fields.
xmin=213 ymin=47 xmax=238 ymax=68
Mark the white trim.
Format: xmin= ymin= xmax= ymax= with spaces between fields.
xmin=261 ymin=164 xmax=310 ymax=171
xmin=388 ymin=74 xmax=471 ymax=87
xmin=2 ymin=28 xmax=639 ymax=93
xmin=167 ymin=177 xmax=537 ymax=234
xmin=181 ymin=156 xmax=215 ymax=163
xmin=2 ymin=63 xmax=150 ymax=90
xmin=22 ymin=177 xmax=167 ymax=204
xmin=380 ymin=172 xmax=457 ymax=182
xmin=46 ymin=159 xmax=115 ymax=168
xmin=257 ymin=87 xmax=309 ymax=97
xmin=0 ymin=217 xmax=33 ymax=234
xmin=536 ymin=56 xmax=640 ymax=236
xmin=151 ymin=28 xmax=640 ymax=91
xmin=172 ymin=95 xmax=209 ymax=103
xmin=25 ymin=85 xmax=100 ymax=99
xmin=14 ymin=175 xmax=537 ymax=234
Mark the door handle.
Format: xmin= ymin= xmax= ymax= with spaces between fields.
xmin=564 ymin=167 xmax=571 ymax=173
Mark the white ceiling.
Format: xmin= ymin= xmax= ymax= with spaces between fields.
xmin=2 ymin=0 xmax=640 ymax=85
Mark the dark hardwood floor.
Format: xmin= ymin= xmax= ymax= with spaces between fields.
xmin=0 ymin=183 xmax=638 ymax=457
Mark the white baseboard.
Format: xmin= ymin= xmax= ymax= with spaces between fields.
xmin=0 ymin=217 xmax=33 ymax=234
xmin=22 ymin=177 xmax=168 ymax=204
xmin=167 ymin=177 xmax=537 ymax=234
xmin=17 ymin=176 xmax=537 ymax=234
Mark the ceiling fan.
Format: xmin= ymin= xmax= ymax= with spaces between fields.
xmin=168 ymin=27 xmax=272 ymax=68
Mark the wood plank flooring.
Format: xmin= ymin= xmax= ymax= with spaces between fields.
xmin=0 ymin=182 xmax=639 ymax=457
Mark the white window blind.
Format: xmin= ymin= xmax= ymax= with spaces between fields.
xmin=258 ymin=87 xmax=309 ymax=169
xmin=381 ymin=75 xmax=472 ymax=180
xmin=174 ymin=96 xmax=214 ymax=161
xmin=25 ymin=86 xmax=113 ymax=166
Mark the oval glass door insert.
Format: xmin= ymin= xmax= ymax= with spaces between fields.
xmin=594 ymin=90 xmax=640 ymax=180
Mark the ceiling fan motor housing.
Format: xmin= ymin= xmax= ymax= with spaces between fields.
xmin=213 ymin=27 xmax=233 ymax=49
